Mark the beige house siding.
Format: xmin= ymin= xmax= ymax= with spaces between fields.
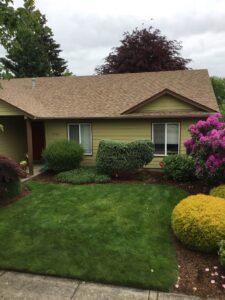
xmin=134 ymin=95 xmax=201 ymax=113
xmin=0 ymin=100 xmax=23 ymax=116
xmin=45 ymin=118 xmax=197 ymax=169
xmin=0 ymin=116 xmax=27 ymax=161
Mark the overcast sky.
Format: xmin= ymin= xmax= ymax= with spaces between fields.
xmin=1 ymin=0 xmax=225 ymax=76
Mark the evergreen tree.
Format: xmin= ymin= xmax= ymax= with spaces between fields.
xmin=0 ymin=0 xmax=68 ymax=77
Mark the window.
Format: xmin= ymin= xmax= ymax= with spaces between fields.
xmin=152 ymin=123 xmax=179 ymax=155
xmin=68 ymin=123 xmax=92 ymax=155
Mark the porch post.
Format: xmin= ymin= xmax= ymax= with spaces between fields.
xmin=25 ymin=118 xmax=34 ymax=175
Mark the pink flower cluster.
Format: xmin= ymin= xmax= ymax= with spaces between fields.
xmin=184 ymin=113 xmax=225 ymax=182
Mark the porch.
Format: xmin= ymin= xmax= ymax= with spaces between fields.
xmin=0 ymin=116 xmax=45 ymax=175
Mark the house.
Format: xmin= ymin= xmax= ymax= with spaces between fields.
xmin=0 ymin=69 xmax=219 ymax=174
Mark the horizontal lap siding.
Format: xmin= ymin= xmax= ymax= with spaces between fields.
xmin=0 ymin=100 xmax=23 ymax=116
xmin=135 ymin=95 xmax=197 ymax=113
xmin=44 ymin=118 xmax=199 ymax=169
xmin=0 ymin=116 xmax=27 ymax=161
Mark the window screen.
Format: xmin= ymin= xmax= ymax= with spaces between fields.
xmin=153 ymin=123 xmax=179 ymax=155
xmin=153 ymin=124 xmax=165 ymax=155
xmin=68 ymin=124 xmax=92 ymax=154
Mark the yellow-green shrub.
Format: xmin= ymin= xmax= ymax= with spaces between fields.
xmin=171 ymin=194 xmax=225 ymax=252
xmin=210 ymin=185 xmax=225 ymax=198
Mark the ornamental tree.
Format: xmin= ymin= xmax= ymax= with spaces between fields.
xmin=95 ymin=26 xmax=191 ymax=74
xmin=184 ymin=113 xmax=225 ymax=185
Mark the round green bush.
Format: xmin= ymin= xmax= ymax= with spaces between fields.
xmin=218 ymin=240 xmax=225 ymax=268
xmin=4 ymin=180 xmax=21 ymax=198
xmin=96 ymin=140 xmax=154 ymax=176
xmin=0 ymin=180 xmax=21 ymax=200
xmin=210 ymin=185 xmax=225 ymax=198
xmin=42 ymin=140 xmax=84 ymax=172
xmin=171 ymin=194 xmax=225 ymax=252
xmin=163 ymin=154 xmax=196 ymax=182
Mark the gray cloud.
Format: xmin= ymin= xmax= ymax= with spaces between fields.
xmin=1 ymin=0 xmax=225 ymax=77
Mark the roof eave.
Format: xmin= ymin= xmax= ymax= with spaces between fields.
xmin=33 ymin=112 xmax=214 ymax=120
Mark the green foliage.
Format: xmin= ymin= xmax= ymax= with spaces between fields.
xmin=172 ymin=194 xmax=225 ymax=252
xmin=218 ymin=240 xmax=225 ymax=268
xmin=0 ymin=0 xmax=68 ymax=77
xmin=211 ymin=76 xmax=225 ymax=117
xmin=0 ymin=63 xmax=13 ymax=79
xmin=211 ymin=76 xmax=225 ymax=105
xmin=162 ymin=155 xmax=196 ymax=182
xmin=0 ymin=180 xmax=187 ymax=290
xmin=96 ymin=140 xmax=154 ymax=176
xmin=42 ymin=140 xmax=84 ymax=172
xmin=56 ymin=167 xmax=110 ymax=184
xmin=3 ymin=179 xmax=21 ymax=199
xmin=210 ymin=184 xmax=225 ymax=198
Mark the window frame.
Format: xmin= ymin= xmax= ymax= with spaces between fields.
xmin=67 ymin=123 xmax=93 ymax=155
xmin=152 ymin=122 xmax=180 ymax=156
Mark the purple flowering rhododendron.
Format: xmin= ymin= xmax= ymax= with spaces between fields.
xmin=184 ymin=113 xmax=225 ymax=184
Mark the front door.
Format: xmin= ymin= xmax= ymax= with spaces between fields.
xmin=32 ymin=121 xmax=45 ymax=161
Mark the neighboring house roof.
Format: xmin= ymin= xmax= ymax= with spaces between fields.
xmin=0 ymin=69 xmax=218 ymax=119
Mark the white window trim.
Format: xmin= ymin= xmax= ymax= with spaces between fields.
xmin=67 ymin=123 xmax=93 ymax=155
xmin=152 ymin=122 xmax=180 ymax=156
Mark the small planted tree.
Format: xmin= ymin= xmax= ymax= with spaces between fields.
xmin=184 ymin=113 xmax=225 ymax=185
xmin=0 ymin=155 xmax=26 ymax=199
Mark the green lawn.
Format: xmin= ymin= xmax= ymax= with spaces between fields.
xmin=0 ymin=181 xmax=187 ymax=291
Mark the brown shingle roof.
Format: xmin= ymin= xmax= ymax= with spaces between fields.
xmin=0 ymin=69 xmax=218 ymax=118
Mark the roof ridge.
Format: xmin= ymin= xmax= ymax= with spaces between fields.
xmin=0 ymin=69 xmax=208 ymax=81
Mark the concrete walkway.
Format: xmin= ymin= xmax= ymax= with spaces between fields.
xmin=0 ymin=270 xmax=212 ymax=300
xmin=21 ymin=165 xmax=43 ymax=183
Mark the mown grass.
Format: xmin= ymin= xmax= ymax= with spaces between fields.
xmin=0 ymin=181 xmax=187 ymax=291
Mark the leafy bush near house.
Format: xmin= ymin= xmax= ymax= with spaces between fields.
xmin=96 ymin=140 xmax=154 ymax=176
xmin=210 ymin=185 xmax=225 ymax=198
xmin=218 ymin=240 xmax=225 ymax=268
xmin=171 ymin=194 xmax=225 ymax=252
xmin=0 ymin=155 xmax=25 ymax=199
xmin=3 ymin=180 xmax=21 ymax=199
xmin=42 ymin=140 xmax=84 ymax=172
xmin=184 ymin=113 xmax=225 ymax=185
xmin=162 ymin=154 xmax=196 ymax=182
xmin=56 ymin=167 xmax=110 ymax=184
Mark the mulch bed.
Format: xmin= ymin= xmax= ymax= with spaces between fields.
xmin=3 ymin=171 xmax=224 ymax=298
xmin=32 ymin=169 xmax=207 ymax=195
xmin=172 ymin=237 xmax=225 ymax=299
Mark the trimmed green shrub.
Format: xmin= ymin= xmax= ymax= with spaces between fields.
xmin=0 ymin=155 xmax=25 ymax=199
xmin=163 ymin=155 xmax=196 ymax=182
xmin=210 ymin=185 xmax=225 ymax=198
xmin=3 ymin=180 xmax=21 ymax=199
xmin=218 ymin=240 xmax=225 ymax=268
xmin=56 ymin=167 xmax=110 ymax=184
xmin=172 ymin=194 xmax=225 ymax=252
xmin=96 ymin=140 xmax=154 ymax=176
xmin=42 ymin=140 xmax=84 ymax=172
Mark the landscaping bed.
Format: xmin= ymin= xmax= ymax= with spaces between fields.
xmin=0 ymin=186 xmax=29 ymax=208
xmin=33 ymin=169 xmax=206 ymax=195
xmin=172 ymin=238 xmax=225 ymax=299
